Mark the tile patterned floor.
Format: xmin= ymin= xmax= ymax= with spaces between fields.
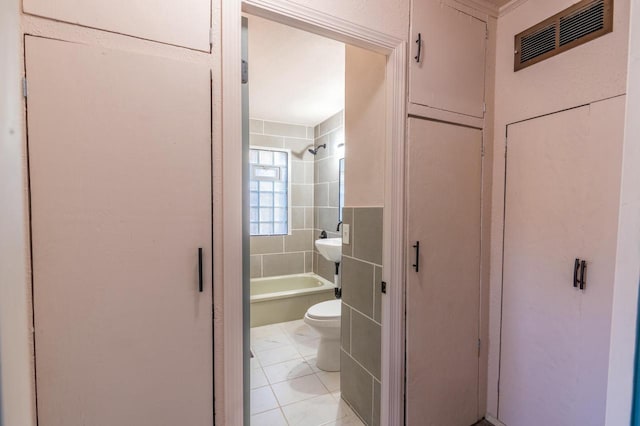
xmin=250 ymin=319 xmax=364 ymax=426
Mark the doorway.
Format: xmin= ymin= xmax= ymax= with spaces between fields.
xmin=242 ymin=14 xmax=387 ymax=425
xmin=228 ymin=3 xmax=404 ymax=422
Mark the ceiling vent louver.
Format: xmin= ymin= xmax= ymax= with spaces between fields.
xmin=514 ymin=0 xmax=613 ymax=71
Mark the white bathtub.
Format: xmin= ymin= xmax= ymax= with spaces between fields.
xmin=250 ymin=273 xmax=336 ymax=327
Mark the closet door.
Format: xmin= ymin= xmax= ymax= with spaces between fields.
xmin=409 ymin=0 xmax=487 ymax=117
xmin=26 ymin=36 xmax=213 ymax=426
xmin=499 ymin=97 xmax=625 ymax=426
xmin=406 ymin=118 xmax=482 ymax=425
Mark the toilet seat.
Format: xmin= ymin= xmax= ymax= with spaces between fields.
xmin=306 ymin=299 xmax=341 ymax=320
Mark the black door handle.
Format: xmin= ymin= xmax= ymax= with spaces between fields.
xmin=573 ymin=258 xmax=580 ymax=288
xmin=579 ymin=260 xmax=587 ymax=290
xmin=198 ymin=247 xmax=203 ymax=293
xmin=414 ymin=33 xmax=422 ymax=63
xmin=412 ymin=241 xmax=420 ymax=272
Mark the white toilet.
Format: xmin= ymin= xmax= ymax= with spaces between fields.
xmin=304 ymin=299 xmax=341 ymax=372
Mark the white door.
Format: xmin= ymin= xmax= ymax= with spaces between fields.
xmin=499 ymin=97 xmax=626 ymax=426
xmin=409 ymin=0 xmax=487 ymax=118
xmin=406 ymin=118 xmax=482 ymax=426
xmin=26 ymin=36 xmax=214 ymax=426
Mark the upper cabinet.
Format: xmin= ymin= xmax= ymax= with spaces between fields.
xmin=23 ymin=0 xmax=211 ymax=51
xmin=409 ymin=0 xmax=487 ymax=118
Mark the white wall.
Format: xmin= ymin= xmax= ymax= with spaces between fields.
xmin=0 ymin=0 xmax=37 ymax=424
xmin=344 ymin=45 xmax=386 ymax=207
xmin=488 ymin=0 xmax=632 ymax=418
xmin=282 ymin=0 xmax=409 ymax=41
xmin=605 ymin=0 xmax=640 ymax=423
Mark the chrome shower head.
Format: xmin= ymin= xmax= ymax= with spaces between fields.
xmin=308 ymin=144 xmax=327 ymax=155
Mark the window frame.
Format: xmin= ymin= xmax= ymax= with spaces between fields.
xmin=249 ymin=145 xmax=292 ymax=236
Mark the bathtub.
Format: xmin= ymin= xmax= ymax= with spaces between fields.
xmin=250 ymin=273 xmax=336 ymax=327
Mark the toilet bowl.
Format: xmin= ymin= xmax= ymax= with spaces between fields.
xmin=304 ymin=299 xmax=341 ymax=372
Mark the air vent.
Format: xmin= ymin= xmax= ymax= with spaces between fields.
xmin=560 ymin=0 xmax=606 ymax=45
xmin=520 ymin=24 xmax=556 ymax=63
xmin=514 ymin=0 xmax=613 ymax=71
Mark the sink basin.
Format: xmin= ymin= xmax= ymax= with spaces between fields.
xmin=315 ymin=238 xmax=342 ymax=262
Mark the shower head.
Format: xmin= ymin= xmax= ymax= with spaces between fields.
xmin=308 ymin=144 xmax=327 ymax=155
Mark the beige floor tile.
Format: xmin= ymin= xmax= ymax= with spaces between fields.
xmin=251 ymin=323 xmax=285 ymax=340
xmin=251 ymin=332 xmax=293 ymax=352
xmin=256 ymin=344 xmax=301 ymax=366
xmin=282 ymin=394 xmax=351 ymax=426
xmin=251 ymin=408 xmax=289 ymax=426
xmin=282 ymin=319 xmax=320 ymax=342
xmin=250 ymin=385 xmax=279 ymax=415
xmin=322 ymin=413 xmax=365 ymax=426
xmin=303 ymin=355 xmax=323 ymax=372
xmin=315 ymin=371 xmax=340 ymax=392
xmin=271 ymin=374 xmax=328 ymax=406
xmin=263 ymin=358 xmax=315 ymax=384
xmin=250 ymin=367 xmax=269 ymax=389
xmin=294 ymin=337 xmax=321 ymax=357
xmin=250 ymin=319 xmax=348 ymax=426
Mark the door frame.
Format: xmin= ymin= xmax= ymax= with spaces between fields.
xmin=220 ymin=0 xmax=407 ymax=423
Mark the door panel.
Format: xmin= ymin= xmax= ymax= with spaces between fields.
xmin=26 ymin=36 xmax=213 ymax=426
xmin=406 ymin=118 xmax=482 ymax=426
xmin=23 ymin=0 xmax=211 ymax=51
xmin=409 ymin=1 xmax=486 ymax=118
xmin=499 ymin=97 xmax=625 ymax=426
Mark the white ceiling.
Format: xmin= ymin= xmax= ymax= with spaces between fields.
xmin=247 ymin=15 xmax=345 ymax=127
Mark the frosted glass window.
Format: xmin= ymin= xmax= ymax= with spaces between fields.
xmin=250 ymin=147 xmax=290 ymax=236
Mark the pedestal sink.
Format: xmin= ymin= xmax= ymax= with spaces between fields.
xmin=315 ymin=238 xmax=342 ymax=262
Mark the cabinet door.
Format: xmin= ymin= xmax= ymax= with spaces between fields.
xmin=406 ymin=118 xmax=482 ymax=426
xmin=409 ymin=1 xmax=486 ymax=118
xmin=26 ymin=37 xmax=213 ymax=426
xmin=499 ymin=97 xmax=625 ymax=426
xmin=23 ymin=0 xmax=211 ymax=51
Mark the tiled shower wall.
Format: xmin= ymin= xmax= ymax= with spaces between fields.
xmin=340 ymin=207 xmax=383 ymax=425
xmin=249 ymin=119 xmax=316 ymax=278
xmin=312 ymin=110 xmax=345 ymax=282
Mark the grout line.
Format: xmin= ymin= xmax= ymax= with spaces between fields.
xmin=341 ymin=253 xmax=383 ymax=268
xmin=371 ymin=376 xmax=375 ymax=425
xmin=278 ymin=405 xmax=291 ymax=426
xmin=266 ymin=134 xmax=312 ymax=141
xmin=314 ymin=123 xmax=343 ymax=139
xmin=342 ymin=349 xmax=380 ymax=393
xmin=372 ymin=264 xmax=377 ymax=321
xmin=343 ymin=300 xmax=382 ymax=327
xmin=349 ymin=305 xmax=353 ymax=355
xmin=314 ymin=370 xmax=335 ymax=395
xmin=252 ymin=249 xmax=313 ymax=256
xmin=276 ymin=399 xmax=291 ymax=425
